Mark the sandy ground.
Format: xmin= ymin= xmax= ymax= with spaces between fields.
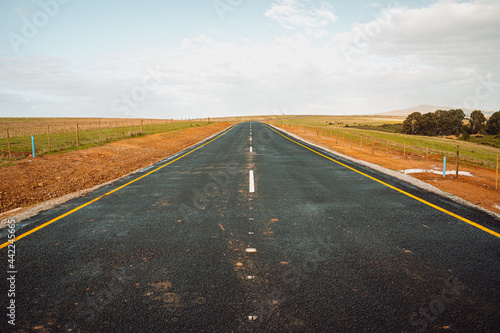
xmin=0 ymin=123 xmax=233 ymax=221
xmin=274 ymin=125 xmax=500 ymax=216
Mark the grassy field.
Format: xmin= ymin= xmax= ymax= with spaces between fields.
xmin=0 ymin=115 xmax=288 ymax=162
xmin=4 ymin=114 xmax=498 ymax=169
xmin=272 ymin=115 xmax=405 ymax=127
xmin=0 ymin=118 xmax=222 ymax=161
xmin=269 ymin=115 xmax=500 ymax=170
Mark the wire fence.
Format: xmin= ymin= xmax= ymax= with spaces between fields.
xmin=0 ymin=118 xmax=216 ymax=159
xmin=272 ymin=122 xmax=499 ymax=191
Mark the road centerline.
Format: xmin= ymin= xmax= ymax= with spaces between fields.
xmin=249 ymin=170 xmax=255 ymax=193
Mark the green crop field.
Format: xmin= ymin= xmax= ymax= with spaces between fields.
xmin=3 ymin=114 xmax=498 ymax=169
xmin=0 ymin=115 xmax=288 ymax=163
xmin=272 ymin=115 xmax=405 ymax=127
xmin=0 ymin=118 xmax=221 ymax=161
xmin=269 ymin=115 xmax=500 ymax=170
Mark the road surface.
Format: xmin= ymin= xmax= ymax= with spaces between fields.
xmin=1 ymin=122 xmax=499 ymax=332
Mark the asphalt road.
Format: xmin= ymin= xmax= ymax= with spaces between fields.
xmin=1 ymin=122 xmax=499 ymax=332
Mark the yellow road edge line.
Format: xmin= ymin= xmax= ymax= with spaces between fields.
xmin=0 ymin=126 xmax=235 ymax=250
xmin=266 ymin=124 xmax=500 ymax=239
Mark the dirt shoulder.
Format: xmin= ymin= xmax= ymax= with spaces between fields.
xmin=0 ymin=123 xmax=233 ymax=220
xmin=272 ymin=124 xmax=500 ymax=217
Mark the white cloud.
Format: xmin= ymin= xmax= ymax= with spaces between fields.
xmin=330 ymin=0 xmax=500 ymax=108
xmin=265 ymin=0 xmax=337 ymax=36
xmin=0 ymin=0 xmax=499 ymax=119
xmin=337 ymin=0 xmax=500 ymax=69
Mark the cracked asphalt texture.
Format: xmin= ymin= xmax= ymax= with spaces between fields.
xmin=1 ymin=122 xmax=499 ymax=332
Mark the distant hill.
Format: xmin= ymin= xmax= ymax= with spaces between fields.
xmin=379 ymin=105 xmax=495 ymax=117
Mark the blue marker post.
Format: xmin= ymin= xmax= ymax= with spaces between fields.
xmin=31 ymin=135 xmax=36 ymax=158
xmin=443 ymin=156 xmax=446 ymax=177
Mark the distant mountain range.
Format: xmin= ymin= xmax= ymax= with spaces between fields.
xmin=379 ymin=105 xmax=496 ymax=117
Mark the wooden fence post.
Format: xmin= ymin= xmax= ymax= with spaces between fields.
xmin=141 ymin=120 xmax=143 ymax=133
xmin=402 ymin=142 xmax=406 ymax=173
xmin=99 ymin=121 xmax=102 ymax=141
xmin=47 ymin=125 xmax=50 ymax=152
xmin=426 ymin=145 xmax=428 ymax=173
xmin=7 ymin=129 xmax=11 ymax=158
xmin=76 ymin=122 xmax=79 ymax=146
xmin=456 ymin=145 xmax=459 ymax=179
xmin=496 ymin=154 xmax=498 ymax=191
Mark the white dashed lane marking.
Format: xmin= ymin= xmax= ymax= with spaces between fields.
xmin=249 ymin=170 xmax=255 ymax=193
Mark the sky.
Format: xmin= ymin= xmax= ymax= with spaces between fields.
xmin=0 ymin=0 xmax=499 ymax=119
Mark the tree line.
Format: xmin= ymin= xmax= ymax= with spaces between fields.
xmin=402 ymin=109 xmax=500 ymax=137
